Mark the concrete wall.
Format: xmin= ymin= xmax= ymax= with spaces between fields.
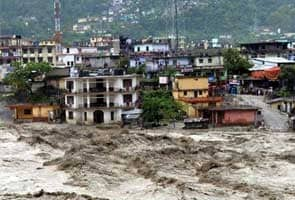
xmin=175 ymin=77 xmax=209 ymax=91
xmin=134 ymin=44 xmax=169 ymax=53
xmin=194 ymin=56 xmax=223 ymax=67
xmin=223 ymin=110 xmax=256 ymax=125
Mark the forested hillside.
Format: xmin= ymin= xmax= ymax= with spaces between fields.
xmin=0 ymin=0 xmax=295 ymax=42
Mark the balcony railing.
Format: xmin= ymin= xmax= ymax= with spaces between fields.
xmin=66 ymin=102 xmax=137 ymax=109
xmin=66 ymin=86 xmax=140 ymax=94
xmin=179 ymin=96 xmax=223 ymax=104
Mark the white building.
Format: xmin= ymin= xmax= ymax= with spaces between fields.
xmin=250 ymin=57 xmax=295 ymax=71
xmin=133 ymin=43 xmax=170 ymax=53
xmin=64 ymin=74 xmax=141 ymax=124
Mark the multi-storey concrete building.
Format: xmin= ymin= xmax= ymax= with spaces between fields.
xmin=64 ymin=73 xmax=141 ymax=124
xmin=58 ymin=45 xmax=120 ymax=68
xmin=0 ymin=35 xmax=34 ymax=81
xmin=240 ymin=41 xmax=289 ymax=59
xmin=21 ymin=40 xmax=57 ymax=66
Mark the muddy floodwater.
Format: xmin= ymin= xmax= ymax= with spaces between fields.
xmin=0 ymin=122 xmax=294 ymax=200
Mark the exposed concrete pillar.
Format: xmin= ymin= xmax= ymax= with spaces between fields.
xmin=106 ymin=79 xmax=110 ymax=92
xmin=106 ymin=95 xmax=110 ymax=108
xmin=87 ymin=95 xmax=91 ymax=108
xmin=87 ymin=79 xmax=90 ymax=93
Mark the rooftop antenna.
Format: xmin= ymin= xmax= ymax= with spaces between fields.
xmin=54 ymin=0 xmax=62 ymax=53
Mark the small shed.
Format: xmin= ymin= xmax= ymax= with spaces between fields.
xmin=207 ymin=105 xmax=260 ymax=126
xmin=8 ymin=104 xmax=60 ymax=122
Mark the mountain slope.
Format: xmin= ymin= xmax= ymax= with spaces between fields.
xmin=0 ymin=0 xmax=295 ymax=42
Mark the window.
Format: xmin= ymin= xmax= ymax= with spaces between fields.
xmin=66 ymin=48 xmax=70 ymax=53
xmin=24 ymin=109 xmax=32 ymax=115
xmin=208 ymin=58 xmax=212 ymax=63
xmin=123 ymin=94 xmax=133 ymax=105
xmin=67 ymin=96 xmax=74 ymax=104
xmin=84 ymin=112 xmax=87 ymax=121
xmin=30 ymin=48 xmax=34 ymax=54
xmin=67 ymin=61 xmax=70 ymax=66
xmin=48 ymin=47 xmax=52 ymax=53
xmin=111 ymin=112 xmax=114 ymax=121
xmin=68 ymin=111 xmax=74 ymax=119
xmin=30 ymin=58 xmax=35 ymax=63
xmin=76 ymin=56 xmax=80 ymax=61
xmin=23 ymin=49 xmax=28 ymax=54
xmin=137 ymin=47 xmax=140 ymax=52
xmin=48 ymin=57 xmax=53 ymax=63
xmin=194 ymin=91 xmax=198 ymax=97
xmin=146 ymin=46 xmax=149 ymax=52
xmin=38 ymin=48 xmax=42 ymax=54
xmin=199 ymin=90 xmax=203 ymax=96
xmin=23 ymin=58 xmax=28 ymax=64
xmin=38 ymin=57 xmax=43 ymax=62
xmin=184 ymin=91 xmax=187 ymax=96
xmin=123 ymin=79 xmax=132 ymax=89
xmin=199 ymin=58 xmax=204 ymax=63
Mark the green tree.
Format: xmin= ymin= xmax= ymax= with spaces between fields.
xmin=4 ymin=62 xmax=52 ymax=100
xmin=142 ymin=90 xmax=182 ymax=127
xmin=279 ymin=66 xmax=295 ymax=94
xmin=223 ymin=48 xmax=252 ymax=76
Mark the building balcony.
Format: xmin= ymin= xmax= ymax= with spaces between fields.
xmin=179 ymin=96 xmax=223 ymax=104
xmin=66 ymin=102 xmax=136 ymax=110
xmin=65 ymin=86 xmax=140 ymax=94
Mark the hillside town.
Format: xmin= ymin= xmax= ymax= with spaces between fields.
xmin=1 ymin=34 xmax=295 ymax=129
xmin=1 ymin=0 xmax=295 ymax=200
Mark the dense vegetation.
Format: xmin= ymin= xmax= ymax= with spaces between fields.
xmin=142 ymin=90 xmax=183 ymax=126
xmin=3 ymin=62 xmax=53 ymax=102
xmin=1 ymin=0 xmax=295 ymax=42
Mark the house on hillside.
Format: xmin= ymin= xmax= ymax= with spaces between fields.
xmin=240 ymin=41 xmax=289 ymax=60
xmin=172 ymin=76 xmax=223 ymax=118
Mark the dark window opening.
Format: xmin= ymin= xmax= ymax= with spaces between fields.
xmin=111 ymin=112 xmax=114 ymax=121
xmin=194 ymin=91 xmax=198 ymax=97
xmin=48 ymin=57 xmax=53 ymax=63
xmin=68 ymin=111 xmax=74 ymax=119
xmin=84 ymin=112 xmax=87 ymax=121
xmin=67 ymin=96 xmax=74 ymax=104
xmin=24 ymin=109 xmax=32 ymax=115
xmin=123 ymin=94 xmax=133 ymax=105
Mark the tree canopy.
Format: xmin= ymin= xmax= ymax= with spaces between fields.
xmin=279 ymin=66 xmax=295 ymax=95
xmin=142 ymin=90 xmax=183 ymax=126
xmin=4 ymin=62 xmax=52 ymax=101
xmin=223 ymin=48 xmax=252 ymax=76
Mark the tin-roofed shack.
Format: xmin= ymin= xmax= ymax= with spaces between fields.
xmin=8 ymin=104 xmax=60 ymax=122
xmin=206 ymin=105 xmax=261 ymax=126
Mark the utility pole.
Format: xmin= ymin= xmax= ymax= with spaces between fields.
xmin=54 ymin=0 xmax=62 ymax=54
xmin=174 ymin=0 xmax=179 ymax=51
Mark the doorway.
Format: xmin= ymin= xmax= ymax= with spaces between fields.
xmin=94 ymin=110 xmax=104 ymax=123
